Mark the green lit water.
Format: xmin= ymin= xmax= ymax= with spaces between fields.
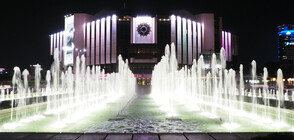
xmin=0 ymin=87 xmax=294 ymax=132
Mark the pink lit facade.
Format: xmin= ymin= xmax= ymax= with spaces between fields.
xmin=50 ymin=13 xmax=117 ymax=68
xmin=221 ymin=31 xmax=238 ymax=62
xmin=170 ymin=15 xmax=204 ymax=65
xmin=50 ymin=32 xmax=64 ymax=60
xmin=49 ymin=10 xmax=238 ymax=72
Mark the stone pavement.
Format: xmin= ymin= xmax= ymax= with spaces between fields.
xmin=0 ymin=132 xmax=294 ymax=140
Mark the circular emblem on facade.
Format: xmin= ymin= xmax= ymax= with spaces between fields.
xmin=137 ymin=23 xmax=151 ymax=37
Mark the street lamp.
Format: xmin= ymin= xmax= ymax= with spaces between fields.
xmin=75 ymin=48 xmax=87 ymax=56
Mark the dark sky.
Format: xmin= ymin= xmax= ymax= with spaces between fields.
xmin=1 ymin=0 xmax=293 ymax=73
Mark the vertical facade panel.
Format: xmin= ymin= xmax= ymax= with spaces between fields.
xmin=170 ymin=15 xmax=176 ymax=44
xmin=106 ymin=16 xmax=111 ymax=64
xmin=91 ymin=22 xmax=95 ymax=65
xmin=228 ymin=32 xmax=231 ymax=61
xmin=95 ymin=20 xmax=100 ymax=65
xmin=57 ymin=32 xmax=60 ymax=57
xmin=153 ymin=18 xmax=157 ymax=43
xmin=197 ymin=23 xmax=201 ymax=57
xmin=50 ymin=35 xmax=53 ymax=55
xmin=176 ymin=16 xmax=182 ymax=64
xmin=59 ymin=32 xmax=63 ymax=62
xmin=86 ymin=23 xmax=91 ymax=65
xmin=225 ymin=32 xmax=228 ymax=61
xmin=187 ymin=19 xmax=192 ymax=65
xmin=53 ymin=34 xmax=57 ymax=54
xmin=182 ymin=18 xmax=187 ymax=65
xmin=111 ymin=15 xmax=117 ymax=63
xmin=222 ymin=31 xmax=225 ymax=48
xmin=201 ymin=23 xmax=204 ymax=54
xmin=100 ymin=18 xmax=106 ymax=64
xmin=192 ymin=21 xmax=197 ymax=60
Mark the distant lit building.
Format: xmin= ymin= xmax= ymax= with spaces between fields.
xmin=276 ymin=24 xmax=294 ymax=77
xmin=277 ymin=24 xmax=294 ymax=61
xmin=49 ymin=9 xmax=238 ymax=73
xmin=0 ymin=68 xmax=6 ymax=74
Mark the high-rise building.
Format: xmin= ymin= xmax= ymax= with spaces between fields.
xmin=277 ymin=24 xmax=294 ymax=61
xmin=49 ymin=9 xmax=238 ymax=73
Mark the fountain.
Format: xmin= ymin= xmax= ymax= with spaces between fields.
xmin=0 ymin=50 xmax=135 ymax=130
xmin=151 ymin=43 xmax=294 ymax=131
xmin=1 ymin=42 xmax=294 ymax=132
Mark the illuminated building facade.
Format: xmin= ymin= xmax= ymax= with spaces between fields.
xmin=49 ymin=10 xmax=238 ymax=74
xmin=277 ymin=24 xmax=294 ymax=61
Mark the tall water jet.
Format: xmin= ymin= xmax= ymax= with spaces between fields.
xmin=19 ymin=69 xmax=29 ymax=119
xmin=34 ymin=64 xmax=42 ymax=116
xmin=12 ymin=67 xmax=22 ymax=120
xmin=205 ymin=72 xmax=212 ymax=115
xmin=52 ymin=50 xmax=60 ymax=91
xmin=262 ymin=67 xmax=270 ymax=122
xmin=276 ymin=69 xmax=284 ymax=123
xmin=34 ymin=64 xmax=42 ymax=93
xmin=239 ymin=65 xmax=244 ymax=111
xmin=46 ymin=70 xmax=51 ymax=113
xmin=197 ymin=55 xmax=205 ymax=111
xmin=170 ymin=43 xmax=178 ymax=73
xmin=22 ymin=70 xmax=29 ymax=93
xmin=219 ymin=47 xmax=226 ymax=110
xmin=220 ymin=47 xmax=226 ymax=70
xmin=221 ymin=69 xmax=240 ymax=130
xmin=228 ymin=69 xmax=237 ymax=123
xmin=218 ymin=69 xmax=223 ymax=108
xmin=251 ymin=60 xmax=257 ymax=116
xmin=75 ymin=56 xmax=81 ymax=109
xmin=211 ymin=53 xmax=218 ymax=117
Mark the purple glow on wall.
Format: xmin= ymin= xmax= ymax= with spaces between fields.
xmin=201 ymin=23 xmax=204 ymax=53
xmin=50 ymin=35 xmax=53 ymax=55
xmin=95 ymin=20 xmax=100 ymax=65
xmin=170 ymin=15 xmax=205 ymax=65
xmin=222 ymin=31 xmax=225 ymax=49
xmin=111 ymin=15 xmax=117 ymax=63
xmin=187 ymin=19 xmax=192 ymax=65
xmin=177 ymin=16 xmax=182 ymax=63
xmin=170 ymin=15 xmax=176 ymax=44
xmin=83 ymin=23 xmax=86 ymax=55
xmin=91 ymin=21 xmax=95 ymax=65
xmin=197 ymin=23 xmax=201 ymax=57
xmin=100 ymin=18 xmax=105 ymax=64
xmin=192 ymin=21 xmax=197 ymax=60
xmin=57 ymin=32 xmax=60 ymax=55
xmin=106 ymin=16 xmax=111 ymax=64
xmin=53 ymin=33 xmax=56 ymax=55
xmin=225 ymin=32 xmax=229 ymax=61
xmin=182 ymin=18 xmax=187 ymax=64
xmin=228 ymin=32 xmax=231 ymax=61
xmin=86 ymin=22 xmax=91 ymax=65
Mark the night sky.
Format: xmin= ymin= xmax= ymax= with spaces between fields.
xmin=1 ymin=0 xmax=293 ymax=74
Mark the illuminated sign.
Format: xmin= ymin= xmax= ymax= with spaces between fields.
xmin=285 ymin=42 xmax=294 ymax=45
xmin=279 ymin=30 xmax=294 ymax=36
xmin=131 ymin=16 xmax=157 ymax=44
xmin=63 ymin=15 xmax=74 ymax=66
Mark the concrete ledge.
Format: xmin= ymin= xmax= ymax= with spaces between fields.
xmin=0 ymin=132 xmax=293 ymax=140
